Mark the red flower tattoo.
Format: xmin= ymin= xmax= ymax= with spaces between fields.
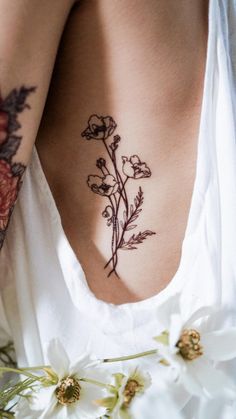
xmin=0 ymin=86 xmax=36 ymax=248
xmin=0 ymin=159 xmax=19 ymax=230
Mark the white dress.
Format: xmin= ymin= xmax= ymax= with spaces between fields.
xmin=1 ymin=0 xmax=236 ymax=417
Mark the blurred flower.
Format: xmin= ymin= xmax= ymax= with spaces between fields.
xmin=97 ymin=367 xmax=151 ymax=419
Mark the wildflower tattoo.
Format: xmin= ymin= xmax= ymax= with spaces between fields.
xmin=0 ymin=86 xmax=36 ymax=248
xmin=81 ymin=114 xmax=156 ymax=278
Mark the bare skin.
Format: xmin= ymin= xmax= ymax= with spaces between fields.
xmin=36 ymin=0 xmax=209 ymax=304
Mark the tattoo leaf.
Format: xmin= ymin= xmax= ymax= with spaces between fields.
xmin=2 ymin=86 xmax=36 ymax=136
xmin=126 ymin=187 xmax=144 ymax=227
xmin=11 ymin=163 xmax=26 ymax=177
xmin=120 ymin=230 xmax=156 ymax=250
xmin=0 ymin=136 xmax=21 ymax=161
xmin=0 ymin=231 xmax=6 ymax=250
xmin=126 ymin=224 xmax=137 ymax=231
xmin=2 ymin=86 xmax=36 ymax=114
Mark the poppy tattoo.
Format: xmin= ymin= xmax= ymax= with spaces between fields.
xmin=81 ymin=114 xmax=156 ymax=278
xmin=0 ymin=86 xmax=36 ymax=249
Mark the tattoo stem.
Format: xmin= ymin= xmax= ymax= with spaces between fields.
xmin=108 ymin=195 xmax=119 ymax=277
xmin=104 ymin=177 xmax=129 ymax=272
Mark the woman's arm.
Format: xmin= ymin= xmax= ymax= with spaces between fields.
xmin=0 ymin=0 xmax=75 ymax=247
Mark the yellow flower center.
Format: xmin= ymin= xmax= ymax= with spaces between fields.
xmin=177 ymin=329 xmax=203 ymax=361
xmin=123 ymin=379 xmax=141 ymax=408
xmin=55 ymin=376 xmax=81 ymax=406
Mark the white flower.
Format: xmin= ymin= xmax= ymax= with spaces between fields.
xmin=154 ymin=294 xmax=236 ymax=399
xmin=97 ymin=366 xmax=151 ymax=419
xmin=130 ymin=384 xmax=184 ymax=419
xmin=17 ymin=339 xmax=107 ymax=419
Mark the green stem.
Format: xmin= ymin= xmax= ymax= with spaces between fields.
xmin=0 ymin=411 xmax=15 ymax=419
xmin=80 ymin=377 xmax=115 ymax=391
xmin=103 ymin=349 xmax=157 ymax=363
xmin=0 ymin=367 xmax=43 ymax=381
xmin=22 ymin=365 xmax=51 ymax=371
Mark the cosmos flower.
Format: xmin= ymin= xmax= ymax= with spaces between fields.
xmin=96 ymin=367 xmax=151 ymax=419
xmin=153 ymin=294 xmax=236 ymax=399
xmin=16 ymin=339 xmax=107 ymax=419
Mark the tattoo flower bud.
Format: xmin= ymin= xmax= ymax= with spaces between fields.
xmin=0 ymin=159 xmax=20 ymax=230
xmin=88 ymin=174 xmax=118 ymax=196
xmin=122 ymin=155 xmax=151 ymax=179
xmin=110 ymin=135 xmax=121 ymax=152
xmin=0 ymin=110 xmax=9 ymax=144
xmin=102 ymin=206 xmax=113 ymax=226
xmin=96 ymin=158 xmax=106 ymax=169
xmin=113 ymin=135 xmax=121 ymax=143
xmin=81 ymin=115 xmax=117 ymax=140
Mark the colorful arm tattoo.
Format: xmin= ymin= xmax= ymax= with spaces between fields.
xmin=0 ymin=86 xmax=36 ymax=249
xmin=81 ymin=115 xmax=156 ymax=278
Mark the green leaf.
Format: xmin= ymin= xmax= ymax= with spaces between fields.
xmin=153 ymin=330 xmax=169 ymax=346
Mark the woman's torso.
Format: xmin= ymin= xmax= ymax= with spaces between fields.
xmin=35 ymin=0 xmax=209 ymax=304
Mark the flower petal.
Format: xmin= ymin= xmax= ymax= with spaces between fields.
xmin=29 ymin=386 xmax=56 ymax=411
xmin=180 ymin=366 xmax=203 ymax=398
xmin=187 ymin=358 xmax=236 ymax=399
xmin=169 ymin=314 xmax=183 ymax=348
xmin=201 ymin=328 xmax=236 ymax=361
xmin=46 ymin=339 xmax=70 ymax=378
xmin=52 ymin=406 xmax=67 ymax=419
xmin=77 ymin=382 xmax=107 ymax=417
xmin=131 ymin=386 xmax=183 ymax=419
xmin=185 ymin=306 xmax=214 ymax=328
xmin=89 ymin=114 xmax=102 ymax=128
xmin=87 ymin=175 xmax=103 ymax=189
xmin=156 ymin=293 xmax=182 ymax=331
xmin=130 ymin=155 xmax=140 ymax=165
xmin=70 ymin=353 xmax=100 ymax=376
xmin=104 ymin=174 xmax=117 ymax=187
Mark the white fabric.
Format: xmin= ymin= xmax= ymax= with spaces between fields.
xmin=1 ymin=0 xmax=236 ymax=417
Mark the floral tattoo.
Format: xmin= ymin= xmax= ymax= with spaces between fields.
xmin=81 ymin=114 xmax=156 ymax=278
xmin=0 ymin=86 xmax=36 ymax=249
